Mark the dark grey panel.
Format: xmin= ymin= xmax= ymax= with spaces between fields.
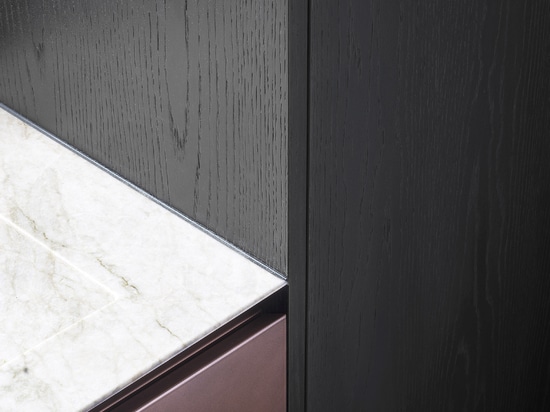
xmin=287 ymin=0 xmax=308 ymax=410
xmin=306 ymin=0 xmax=550 ymax=411
xmin=0 ymin=0 xmax=288 ymax=274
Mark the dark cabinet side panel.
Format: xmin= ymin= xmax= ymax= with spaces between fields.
xmin=307 ymin=0 xmax=550 ymax=411
xmin=287 ymin=0 xmax=308 ymax=409
xmin=0 ymin=0 xmax=288 ymax=274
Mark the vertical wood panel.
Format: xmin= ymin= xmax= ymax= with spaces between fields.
xmin=308 ymin=0 xmax=550 ymax=410
xmin=0 ymin=0 xmax=288 ymax=274
xmin=287 ymin=0 xmax=308 ymax=409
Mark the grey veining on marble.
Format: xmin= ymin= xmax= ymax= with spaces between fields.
xmin=0 ymin=219 xmax=115 ymax=369
xmin=0 ymin=107 xmax=286 ymax=411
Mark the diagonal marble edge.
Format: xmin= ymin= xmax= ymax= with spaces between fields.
xmin=0 ymin=104 xmax=286 ymax=282
xmin=0 ymin=106 xmax=286 ymax=411
xmin=0 ymin=286 xmax=287 ymax=412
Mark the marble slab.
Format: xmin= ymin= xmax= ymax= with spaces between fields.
xmin=0 ymin=220 xmax=115 ymax=368
xmin=0 ymin=106 xmax=286 ymax=411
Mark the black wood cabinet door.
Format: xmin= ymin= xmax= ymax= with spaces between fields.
xmin=297 ymin=0 xmax=550 ymax=411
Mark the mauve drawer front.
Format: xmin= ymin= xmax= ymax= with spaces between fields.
xmin=113 ymin=314 xmax=286 ymax=412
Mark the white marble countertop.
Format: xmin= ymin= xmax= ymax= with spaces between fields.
xmin=0 ymin=106 xmax=286 ymax=411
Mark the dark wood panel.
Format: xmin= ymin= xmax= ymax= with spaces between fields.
xmin=307 ymin=0 xmax=550 ymax=411
xmin=0 ymin=0 xmax=288 ymax=274
xmin=287 ymin=0 xmax=308 ymax=409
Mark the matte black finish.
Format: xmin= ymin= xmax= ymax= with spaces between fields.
xmin=287 ymin=0 xmax=308 ymax=410
xmin=303 ymin=0 xmax=550 ymax=411
xmin=0 ymin=0 xmax=288 ymax=273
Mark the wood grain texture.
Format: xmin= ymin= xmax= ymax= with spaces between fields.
xmin=307 ymin=0 xmax=550 ymax=410
xmin=0 ymin=0 xmax=288 ymax=274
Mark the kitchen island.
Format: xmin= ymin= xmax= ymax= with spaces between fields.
xmin=0 ymin=106 xmax=285 ymax=411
